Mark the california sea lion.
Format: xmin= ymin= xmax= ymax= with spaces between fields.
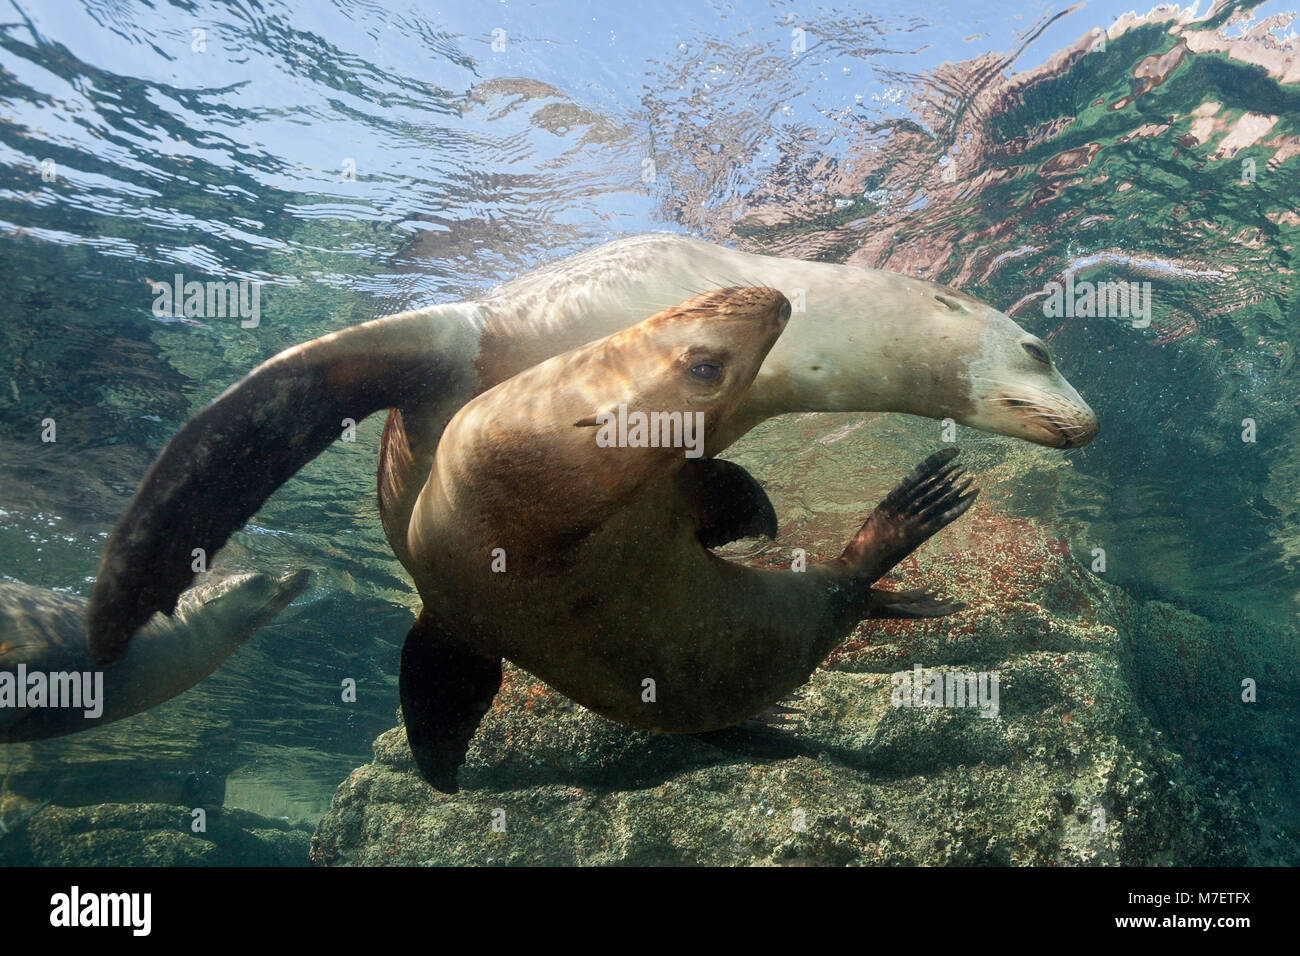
xmin=400 ymin=287 xmax=976 ymax=790
xmin=1 ymin=570 xmax=310 ymax=742
xmin=87 ymin=233 xmax=1095 ymax=664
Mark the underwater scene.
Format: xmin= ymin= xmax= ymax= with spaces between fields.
xmin=0 ymin=0 xmax=1297 ymax=871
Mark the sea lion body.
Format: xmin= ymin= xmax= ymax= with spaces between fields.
xmin=87 ymin=233 xmax=1097 ymax=665
xmin=399 ymin=288 xmax=977 ymax=786
xmin=417 ymin=480 xmax=861 ymax=732
xmin=0 ymin=570 xmax=310 ymax=742
xmin=411 ymin=287 xmax=805 ymax=730
xmin=472 ymin=233 xmax=1096 ymax=451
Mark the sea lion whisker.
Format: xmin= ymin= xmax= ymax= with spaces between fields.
xmin=1039 ymin=416 xmax=1088 ymax=431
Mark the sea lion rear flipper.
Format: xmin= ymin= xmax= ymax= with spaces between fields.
xmin=739 ymin=698 xmax=803 ymax=730
xmin=840 ymin=447 xmax=977 ymax=585
xmin=694 ymin=697 xmax=809 ymax=757
xmin=677 ymin=458 xmax=778 ymax=548
xmin=866 ymin=587 xmax=965 ymax=619
xmin=87 ymin=308 xmax=472 ymax=666
xmin=399 ymin=610 xmax=502 ymax=794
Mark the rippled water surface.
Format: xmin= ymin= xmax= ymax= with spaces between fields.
xmin=1 ymin=0 xmax=1297 ymax=844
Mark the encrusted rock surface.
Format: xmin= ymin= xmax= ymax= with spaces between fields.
xmin=0 ymin=802 xmax=312 ymax=866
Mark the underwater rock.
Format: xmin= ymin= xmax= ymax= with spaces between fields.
xmin=312 ymin=468 xmax=1287 ymax=865
xmin=0 ymin=803 xmax=312 ymax=866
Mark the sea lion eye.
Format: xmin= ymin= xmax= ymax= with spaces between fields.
xmin=1022 ymin=342 xmax=1051 ymax=365
xmin=688 ymin=362 xmax=723 ymax=381
xmin=779 ymin=300 xmax=792 ymax=321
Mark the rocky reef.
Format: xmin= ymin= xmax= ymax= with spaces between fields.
xmin=0 ymin=802 xmax=312 ymax=866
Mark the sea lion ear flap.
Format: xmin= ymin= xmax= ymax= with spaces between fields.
xmin=87 ymin=309 xmax=466 ymax=666
xmin=677 ymin=458 xmax=779 ymax=549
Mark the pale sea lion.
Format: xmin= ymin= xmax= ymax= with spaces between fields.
xmin=1 ymin=570 xmax=310 ymax=742
xmin=401 ymin=287 xmax=977 ymax=790
xmin=87 ymin=233 xmax=1095 ymax=664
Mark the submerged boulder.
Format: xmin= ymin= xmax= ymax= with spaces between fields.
xmin=0 ymin=802 xmax=312 ymax=866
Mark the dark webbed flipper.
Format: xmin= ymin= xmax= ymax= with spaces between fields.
xmin=739 ymin=698 xmax=804 ymax=730
xmin=400 ymin=610 xmax=502 ymax=794
xmin=677 ymin=458 xmax=778 ymax=548
xmin=866 ymin=587 xmax=965 ymax=619
xmin=87 ymin=311 xmax=467 ymax=666
xmin=693 ymin=699 xmax=810 ymax=759
xmin=841 ymin=447 xmax=977 ymax=585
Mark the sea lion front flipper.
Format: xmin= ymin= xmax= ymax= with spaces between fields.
xmin=677 ymin=458 xmax=778 ymax=548
xmin=87 ymin=308 xmax=473 ymax=666
xmin=866 ymin=587 xmax=965 ymax=619
xmin=399 ymin=610 xmax=502 ymax=794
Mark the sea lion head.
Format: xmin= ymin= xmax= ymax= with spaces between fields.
xmin=173 ymin=569 xmax=313 ymax=638
xmin=576 ymin=285 xmax=792 ymax=439
xmin=725 ymin=266 xmax=1099 ymax=451
xmin=425 ymin=287 xmax=791 ymax=555
xmin=960 ymin=303 xmax=1100 ymax=449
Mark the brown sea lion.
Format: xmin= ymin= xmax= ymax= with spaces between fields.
xmin=399 ymin=287 xmax=976 ymax=790
xmin=86 ymin=234 xmax=1093 ymax=666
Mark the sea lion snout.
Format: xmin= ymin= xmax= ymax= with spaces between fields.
xmin=993 ymin=391 xmax=1099 ymax=448
xmin=974 ymin=383 xmax=1098 ymax=449
xmin=962 ymin=321 xmax=1101 ymax=449
xmin=742 ymin=286 xmax=791 ymax=330
xmin=745 ymin=287 xmax=793 ymax=329
xmin=1050 ymin=402 xmax=1099 ymax=448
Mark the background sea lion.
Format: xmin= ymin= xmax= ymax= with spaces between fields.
xmin=401 ymin=286 xmax=977 ymax=790
xmin=1 ymin=570 xmax=310 ymax=742
xmin=87 ymin=232 xmax=1094 ymax=665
